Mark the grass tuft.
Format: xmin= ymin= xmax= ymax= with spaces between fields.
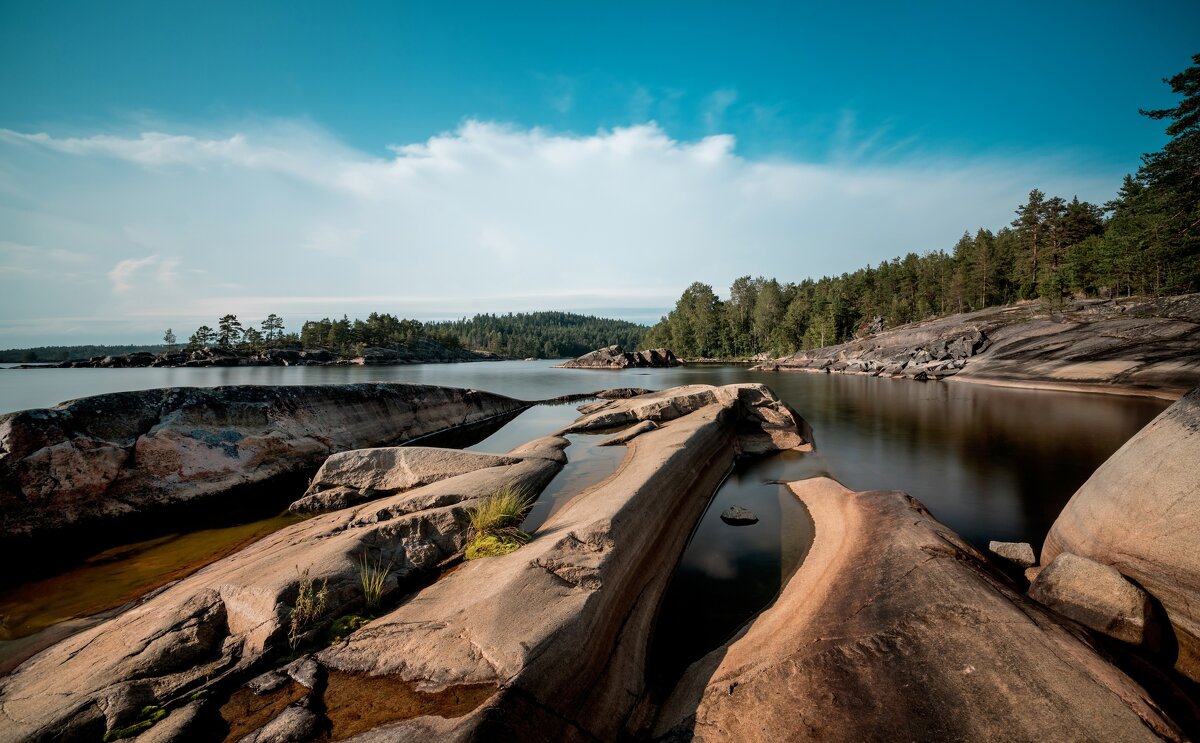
xmin=356 ymin=552 xmax=392 ymax=610
xmin=464 ymin=485 xmax=535 ymax=560
xmin=288 ymin=567 xmax=329 ymax=650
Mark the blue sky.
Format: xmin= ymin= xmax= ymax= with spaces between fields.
xmin=0 ymin=1 xmax=1197 ymax=345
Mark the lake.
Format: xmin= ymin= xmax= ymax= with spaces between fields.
xmin=0 ymin=360 xmax=1167 ymax=548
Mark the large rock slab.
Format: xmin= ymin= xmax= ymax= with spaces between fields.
xmin=0 ymin=439 xmax=565 ymax=743
xmin=1029 ymin=552 xmax=1153 ymax=645
xmin=239 ymin=384 xmax=812 ymax=740
xmin=290 ymin=447 xmax=521 ymax=513
xmin=653 ymin=477 xmax=1185 ymax=742
xmin=0 ymin=383 xmax=528 ymax=543
xmin=754 ymin=294 xmax=1200 ymax=396
xmin=564 ymin=383 xmax=811 ymax=455
xmin=1043 ymin=385 xmax=1200 ymax=681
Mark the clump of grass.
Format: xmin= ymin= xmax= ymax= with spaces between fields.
xmin=326 ymin=614 xmax=370 ymax=644
xmin=464 ymin=485 xmax=534 ymax=560
xmin=288 ymin=567 xmax=329 ymax=650
xmin=356 ymin=552 xmax=392 ymax=610
xmin=102 ymin=705 xmax=166 ymax=741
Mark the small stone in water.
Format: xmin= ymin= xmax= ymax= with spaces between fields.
xmin=720 ymin=506 xmax=759 ymax=525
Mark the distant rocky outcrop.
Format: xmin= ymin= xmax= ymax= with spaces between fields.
xmin=0 ymin=384 xmax=529 ymax=545
xmin=556 ymin=344 xmax=682 ymax=369
xmin=28 ymin=337 xmax=500 ymax=369
xmin=652 ymin=477 xmax=1187 ymax=741
xmin=1041 ymin=385 xmax=1200 ymax=682
xmin=754 ymin=294 xmax=1200 ymax=396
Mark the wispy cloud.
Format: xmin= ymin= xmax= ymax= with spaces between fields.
xmin=0 ymin=119 xmax=1119 ymax=345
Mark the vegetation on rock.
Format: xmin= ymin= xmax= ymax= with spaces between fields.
xmin=464 ymin=485 xmax=534 ymax=560
xmin=288 ymin=568 xmax=329 ymax=650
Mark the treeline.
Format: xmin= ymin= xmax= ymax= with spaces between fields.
xmin=645 ymin=53 xmax=1200 ymax=358
xmin=425 ymin=312 xmax=648 ymax=359
xmin=0 ymin=344 xmax=166 ymax=363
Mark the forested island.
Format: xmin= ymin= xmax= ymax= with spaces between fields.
xmin=646 ymin=56 xmax=1200 ymax=358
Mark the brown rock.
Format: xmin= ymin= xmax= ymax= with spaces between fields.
xmin=0 ymin=383 xmax=529 ymax=545
xmin=597 ymin=420 xmax=659 ymax=446
xmin=988 ymin=540 xmax=1037 ymax=568
xmin=653 ymin=477 xmax=1185 ymax=742
xmin=1043 ymin=386 xmax=1200 ymax=680
xmin=1029 ymin=552 xmax=1153 ymax=645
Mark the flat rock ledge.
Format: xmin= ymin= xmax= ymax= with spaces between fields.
xmin=556 ymin=344 xmax=682 ymax=369
xmin=652 ymin=477 xmax=1186 ymax=742
xmin=1043 ymin=385 xmax=1200 ymax=681
xmin=0 ymin=383 xmax=529 ymax=543
xmin=752 ymin=294 xmax=1200 ymax=396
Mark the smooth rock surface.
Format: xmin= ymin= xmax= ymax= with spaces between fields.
xmin=0 ymin=440 xmax=564 ymax=743
xmin=1043 ymin=386 xmax=1200 ymax=680
xmin=653 ymin=477 xmax=1185 ymax=742
xmin=754 ymin=294 xmax=1200 ymax=396
xmin=291 ymin=447 xmax=521 ymax=513
xmin=1029 ymin=552 xmax=1152 ymax=645
xmin=988 ymin=540 xmax=1037 ymax=568
xmin=597 ymin=420 xmax=659 ymax=446
xmin=0 ymin=383 xmax=528 ymax=543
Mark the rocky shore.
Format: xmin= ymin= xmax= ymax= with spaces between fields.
xmin=556 ymin=345 xmax=682 ymax=369
xmin=753 ymin=294 xmax=1200 ymax=398
xmin=0 ymin=381 xmax=1196 ymax=740
xmin=26 ymin=337 xmax=501 ymax=369
xmin=0 ymin=383 xmax=528 ymax=548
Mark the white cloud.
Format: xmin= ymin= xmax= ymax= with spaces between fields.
xmin=0 ymin=119 xmax=1119 ymax=345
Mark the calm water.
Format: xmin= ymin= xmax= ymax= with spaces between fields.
xmin=0 ymin=360 xmax=1167 ymax=547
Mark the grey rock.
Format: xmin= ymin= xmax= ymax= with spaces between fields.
xmin=1029 ymin=552 xmax=1152 ymax=645
xmin=988 ymin=540 xmax=1037 ymax=568
xmin=719 ymin=506 xmax=759 ymax=525
xmin=597 ymin=420 xmax=659 ymax=446
xmin=239 ymin=704 xmax=320 ymax=743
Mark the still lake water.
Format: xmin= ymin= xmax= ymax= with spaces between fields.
xmin=0 ymin=359 xmax=1167 ymax=547
xmin=0 ymin=360 xmax=1168 ymax=676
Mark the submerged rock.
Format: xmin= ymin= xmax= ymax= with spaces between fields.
xmin=719 ymin=506 xmax=759 ymax=525
xmin=0 ymin=383 xmax=529 ymax=545
xmin=1043 ymin=385 xmax=1200 ymax=681
xmin=652 ymin=477 xmax=1186 ymax=741
xmin=1029 ymin=552 xmax=1153 ymax=646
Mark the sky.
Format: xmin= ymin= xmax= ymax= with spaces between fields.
xmin=1 ymin=1 xmax=1197 ymax=346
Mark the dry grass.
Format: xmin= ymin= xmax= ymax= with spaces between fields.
xmin=464 ymin=485 xmax=534 ymax=560
xmin=288 ymin=567 xmax=329 ymax=650
xmin=356 ymin=552 xmax=392 ymax=611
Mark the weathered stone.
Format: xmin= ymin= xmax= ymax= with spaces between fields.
xmin=594 ymin=387 xmax=656 ymax=399
xmin=597 ymin=420 xmax=658 ymax=446
xmin=1029 ymin=552 xmax=1153 ymax=646
xmin=989 ymin=540 xmax=1037 ymax=568
xmin=555 ymin=345 xmax=682 ymax=369
xmin=652 ymin=478 xmax=1185 ymax=742
xmin=1043 ymin=386 xmax=1200 ymax=680
xmin=754 ymin=294 xmax=1200 ymax=396
xmin=0 ymin=440 xmax=565 ymax=743
xmin=0 ymin=384 xmax=529 ymax=544
xmin=239 ymin=704 xmax=321 ymax=743
xmin=291 ymin=447 xmax=521 ymax=513
xmin=719 ymin=506 xmax=758 ymax=525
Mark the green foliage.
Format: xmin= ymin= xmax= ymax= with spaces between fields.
xmin=464 ymin=486 xmax=534 ymax=560
xmin=102 ymin=705 xmax=166 ymax=741
xmin=0 ymin=344 xmax=167 ymax=363
xmin=325 ymin=614 xmax=370 ymax=644
xmin=356 ymin=552 xmax=392 ymax=610
xmin=426 ymin=311 xmax=648 ymax=359
xmin=287 ymin=568 xmax=329 ymax=650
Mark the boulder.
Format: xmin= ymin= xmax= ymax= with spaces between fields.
xmin=719 ymin=506 xmax=758 ymax=525
xmin=0 ymin=384 xmax=529 ymax=545
xmin=652 ymin=478 xmax=1186 ymax=741
xmin=1042 ymin=386 xmax=1200 ymax=680
xmin=1028 ymin=552 xmax=1153 ymax=645
xmin=989 ymin=540 xmax=1037 ymax=568
xmin=563 ymin=383 xmax=811 ymax=455
xmin=0 ymin=440 xmax=566 ymax=743
xmin=291 ymin=447 xmax=521 ymax=513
